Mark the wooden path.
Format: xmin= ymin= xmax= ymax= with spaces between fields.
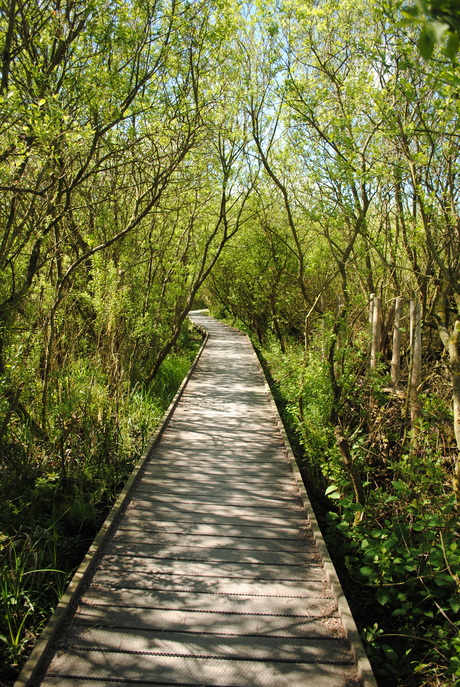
xmin=16 ymin=313 xmax=376 ymax=687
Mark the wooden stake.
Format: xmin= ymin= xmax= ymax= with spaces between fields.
xmin=410 ymin=300 xmax=422 ymax=428
xmin=391 ymin=297 xmax=403 ymax=384
xmin=370 ymin=296 xmax=381 ymax=370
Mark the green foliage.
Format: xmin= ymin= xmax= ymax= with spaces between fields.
xmin=402 ymin=0 xmax=460 ymax=59
xmin=327 ymin=488 xmax=460 ymax=685
xmin=0 ymin=528 xmax=68 ymax=666
xmin=260 ymin=342 xmax=337 ymax=485
xmin=1 ymin=0 xmax=460 ymax=685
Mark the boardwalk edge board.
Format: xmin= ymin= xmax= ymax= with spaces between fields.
xmin=14 ymin=322 xmax=209 ymax=687
xmin=244 ymin=330 xmax=378 ymax=687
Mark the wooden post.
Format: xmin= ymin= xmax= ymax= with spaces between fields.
xmin=409 ymin=300 xmax=422 ymax=428
xmin=370 ymin=296 xmax=381 ymax=370
xmin=304 ymin=313 xmax=309 ymax=356
xmin=409 ymin=300 xmax=415 ymax=352
xmin=369 ymin=293 xmax=375 ymax=325
xmin=391 ymin=297 xmax=403 ymax=384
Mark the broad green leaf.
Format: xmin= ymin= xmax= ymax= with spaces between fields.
xmin=445 ymin=32 xmax=460 ymax=58
xmin=425 ymin=19 xmax=450 ymax=42
xmin=325 ymin=485 xmax=341 ymax=499
xmin=449 ymin=598 xmax=460 ymax=613
xmin=418 ymin=27 xmax=435 ymax=58
xmin=376 ymin=588 xmax=391 ymax=606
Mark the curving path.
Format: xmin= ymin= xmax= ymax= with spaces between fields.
xmin=17 ymin=313 xmax=376 ymax=687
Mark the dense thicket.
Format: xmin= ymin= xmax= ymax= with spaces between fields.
xmin=1 ymin=0 xmax=459 ymax=685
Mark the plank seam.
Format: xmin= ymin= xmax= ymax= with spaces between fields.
xmin=54 ymin=647 xmax=355 ymax=665
xmin=93 ymin=571 xmax=324 ymax=582
xmin=87 ymin=584 xmax=333 ymax=598
xmin=71 ymin=624 xmax=345 ymax=640
xmin=78 ymin=603 xmax=339 ymax=618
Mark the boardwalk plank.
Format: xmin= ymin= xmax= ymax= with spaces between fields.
xmin=96 ymin=556 xmax=325 ymax=580
xmin=110 ymin=531 xmax=314 ymax=552
xmin=43 ymin=650 xmax=361 ymax=687
xmin=59 ymin=626 xmax=354 ymax=663
xmin=114 ymin=522 xmax=311 ymax=539
xmin=78 ymin=587 xmax=338 ymax=616
xmin=74 ymin=606 xmax=344 ymax=637
xmin=90 ymin=570 xmax=331 ymax=596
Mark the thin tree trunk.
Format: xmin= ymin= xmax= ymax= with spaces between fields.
xmin=381 ymin=301 xmax=395 ymax=357
xmin=304 ymin=313 xmax=309 ymax=356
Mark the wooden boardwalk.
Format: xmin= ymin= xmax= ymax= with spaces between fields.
xmin=17 ymin=313 xmax=376 ymax=687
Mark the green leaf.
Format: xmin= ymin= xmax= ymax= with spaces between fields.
xmin=449 ymin=598 xmax=460 ymax=613
xmin=382 ymin=643 xmax=398 ymax=661
xmin=412 ymin=522 xmax=425 ymax=531
xmin=445 ymin=32 xmax=460 ymax=58
xmin=376 ymin=588 xmax=391 ymax=606
xmin=360 ymin=566 xmax=374 ymax=577
xmin=402 ymin=5 xmax=421 ymax=17
xmin=325 ymin=485 xmax=341 ymax=499
xmin=425 ymin=19 xmax=450 ymax=42
xmin=418 ymin=28 xmax=435 ymax=59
